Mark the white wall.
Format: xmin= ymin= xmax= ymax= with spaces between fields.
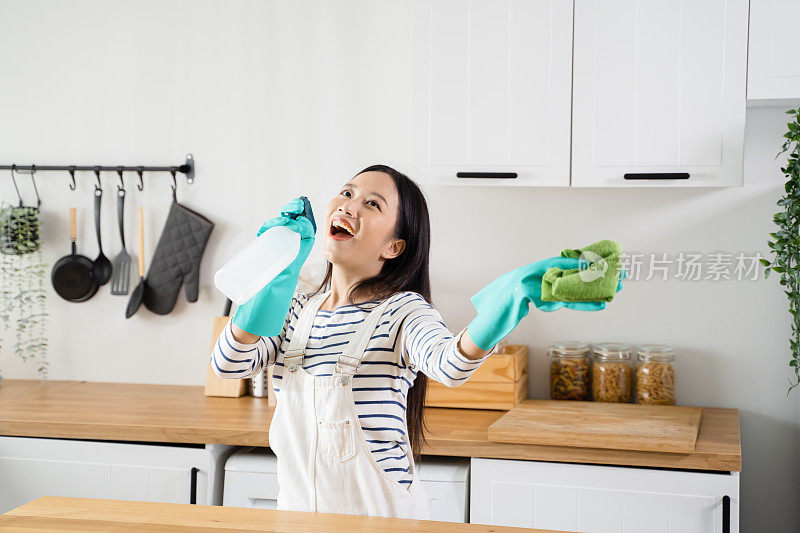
xmin=0 ymin=1 xmax=796 ymax=530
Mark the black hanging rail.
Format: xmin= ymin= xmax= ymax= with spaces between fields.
xmin=0 ymin=153 xmax=195 ymax=189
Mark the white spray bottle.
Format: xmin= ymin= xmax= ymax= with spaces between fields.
xmin=213 ymin=196 xmax=316 ymax=305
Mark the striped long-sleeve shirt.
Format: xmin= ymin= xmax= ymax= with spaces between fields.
xmin=211 ymin=290 xmax=491 ymax=485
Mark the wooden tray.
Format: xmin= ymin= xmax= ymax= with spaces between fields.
xmin=426 ymin=376 xmax=527 ymax=410
xmin=425 ymin=344 xmax=528 ymax=410
xmin=468 ymin=344 xmax=528 ymax=382
xmin=488 ymin=399 xmax=703 ymax=453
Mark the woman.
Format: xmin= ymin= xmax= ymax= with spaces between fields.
xmin=211 ymin=164 xmax=596 ymax=519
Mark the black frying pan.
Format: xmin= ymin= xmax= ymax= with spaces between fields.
xmin=52 ymin=207 xmax=98 ymax=302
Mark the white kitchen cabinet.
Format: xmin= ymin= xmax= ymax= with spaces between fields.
xmin=0 ymin=436 xmax=236 ymax=513
xmin=470 ymin=458 xmax=739 ymax=533
xmin=747 ymin=0 xmax=800 ymax=101
xmin=571 ymin=0 xmax=749 ymax=187
xmin=410 ymin=0 xmax=573 ymax=187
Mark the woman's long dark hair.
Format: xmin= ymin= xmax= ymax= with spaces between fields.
xmin=310 ymin=164 xmax=432 ymax=462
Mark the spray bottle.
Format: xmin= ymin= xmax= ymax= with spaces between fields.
xmin=214 ymin=197 xmax=316 ymax=306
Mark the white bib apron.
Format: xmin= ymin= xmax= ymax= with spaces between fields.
xmin=269 ymin=291 xmax=431 ymax=520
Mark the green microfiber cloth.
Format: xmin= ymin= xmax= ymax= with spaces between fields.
xmin=541 ymin=240 xmax=623 ymax=303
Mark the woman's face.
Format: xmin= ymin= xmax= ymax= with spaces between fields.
xmin=322 ymin=170 xmax=406 ymax=268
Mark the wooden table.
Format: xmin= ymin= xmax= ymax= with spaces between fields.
xmin=0 ymin=496 xmax=574 ymax=532
xmin=0 ymin=379 xmax=741 ymax=471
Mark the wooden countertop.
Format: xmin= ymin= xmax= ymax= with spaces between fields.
xmin=0 ymin=379 xmax=741 ymax=471
xmin=0 ymin=496 xmax=572 ymax=532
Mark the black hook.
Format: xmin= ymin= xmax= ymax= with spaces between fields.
xmin=136 ymin=166 xmax=144 ymax=191
xmin=68 ymin=166 xmax=76 ymax=191
xmin=30 ymin=164 xmax=40 ymax=210
xmin=93 ymin=167 xmax=102 ymax=193
xmin=170 ymin=169 xmax=177 ymax=202
xmin=10 ymin=164 xmax=22 ymax=207
xmin=116 ymin=167 xmax=126 ymax=198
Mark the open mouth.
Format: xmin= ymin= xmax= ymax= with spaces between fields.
xmin=329 ymin=219 xmax=355 ymax=240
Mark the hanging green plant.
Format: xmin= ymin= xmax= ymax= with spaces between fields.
xmin=0 ymin=205 xmax=40 ymax=255
xmin=762 ymin=106 xmax=800 ymax=393
xmin=0 ymin=169 xmax=49 ymax=382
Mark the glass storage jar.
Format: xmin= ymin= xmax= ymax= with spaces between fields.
xmin=635 ymin=344 xmax=676 ymax=405
xmin=591 ymin=343 xmax=633 ymax=403
xmin=549 ymin=341 xmax=591 ymax=401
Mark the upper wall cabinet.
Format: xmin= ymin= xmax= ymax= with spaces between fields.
xmin=747 ymin=0 xmax=800 ymax=101
xmin=570 ymin=0 xmax=749 ymax=187
xmin=410 ymin=0 xmax=574 ymax=187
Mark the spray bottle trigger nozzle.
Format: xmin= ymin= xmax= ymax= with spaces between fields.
xmin=289 ymin=196 xmax=316 ymax=233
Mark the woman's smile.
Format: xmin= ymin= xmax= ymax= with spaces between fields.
xmin=329 ymin=216 xmax=356 ymax=241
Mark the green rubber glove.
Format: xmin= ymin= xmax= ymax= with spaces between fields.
xmin=232 ymin=197 xmax=316 ymax=336
xmin=466 ymin=257 xmax=626 ymax=351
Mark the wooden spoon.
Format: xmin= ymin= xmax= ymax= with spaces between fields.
xmin=125 ymin=206 xmax=145 ymax=318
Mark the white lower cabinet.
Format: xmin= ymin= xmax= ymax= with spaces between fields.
xmin=0 ymin=436 xmax=237 ymax=513
xmin=223 ymin=447 xmax=471 ymax=523
xmin=470 ymin=458 xmax=739 ymax=533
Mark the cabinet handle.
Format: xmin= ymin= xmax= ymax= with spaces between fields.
xmin=190 ymin=466 xmax=198 ymax=504
xmin=624 ymin=172 xmax=690 ymax=180
xmin=722 ymin=495 xmax=730 ymax=533
xmin=457 ymin=172 xmax=518 ymax=179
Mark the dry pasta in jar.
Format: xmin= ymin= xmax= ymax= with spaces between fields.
xmin=635 ymin=344 xmax=676 ymax=405
xmin=591 ymin=343 xmax=633 ymax=403
xmin=549 ymin=341 xmax=591 ymax=401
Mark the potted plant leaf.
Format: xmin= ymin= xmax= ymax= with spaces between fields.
xmin=762 ymin=107 xmax=800 ymax=392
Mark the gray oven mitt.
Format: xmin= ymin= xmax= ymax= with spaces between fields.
xmin=143 ymin=200 xmax=214 ymax=315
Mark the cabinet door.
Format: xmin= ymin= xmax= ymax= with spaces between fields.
xmin=748 ymin=0 xmax=800 ymax=100
xmin=0 ymin=436 xmax=211 ymax=513
xmin=410 ymin=0 xmax=573 ymax=187
xmin=571 ymin=0 xmax=748 ymax=187
xmin=470 ymin=458 xmax=739 ymax=533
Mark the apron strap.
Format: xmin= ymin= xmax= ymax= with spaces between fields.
xmin=283 ymin=291 xmax=330 ymax=372
xmin=333 ymin=297 xmax=394 ymax=380
xmin=286 ymin=291 xmax=423 ymax=481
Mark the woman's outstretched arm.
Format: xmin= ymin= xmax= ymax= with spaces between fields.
xmin=457 ymin=329 xmax=492 ymax=360
xmin=395 ymin=292 xmax=493 ymax=388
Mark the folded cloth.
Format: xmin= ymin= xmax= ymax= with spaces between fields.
xmin=541 ymin=239 xmax=624 ymax=303
xmin=467 ymin=257 xmax=606 ymax=351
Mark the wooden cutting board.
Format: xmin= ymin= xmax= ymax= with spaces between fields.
xmin=204 ymin=300 xmax=248 ymax=398
xmin=488 ymin=399 xmax=703 ymax=453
